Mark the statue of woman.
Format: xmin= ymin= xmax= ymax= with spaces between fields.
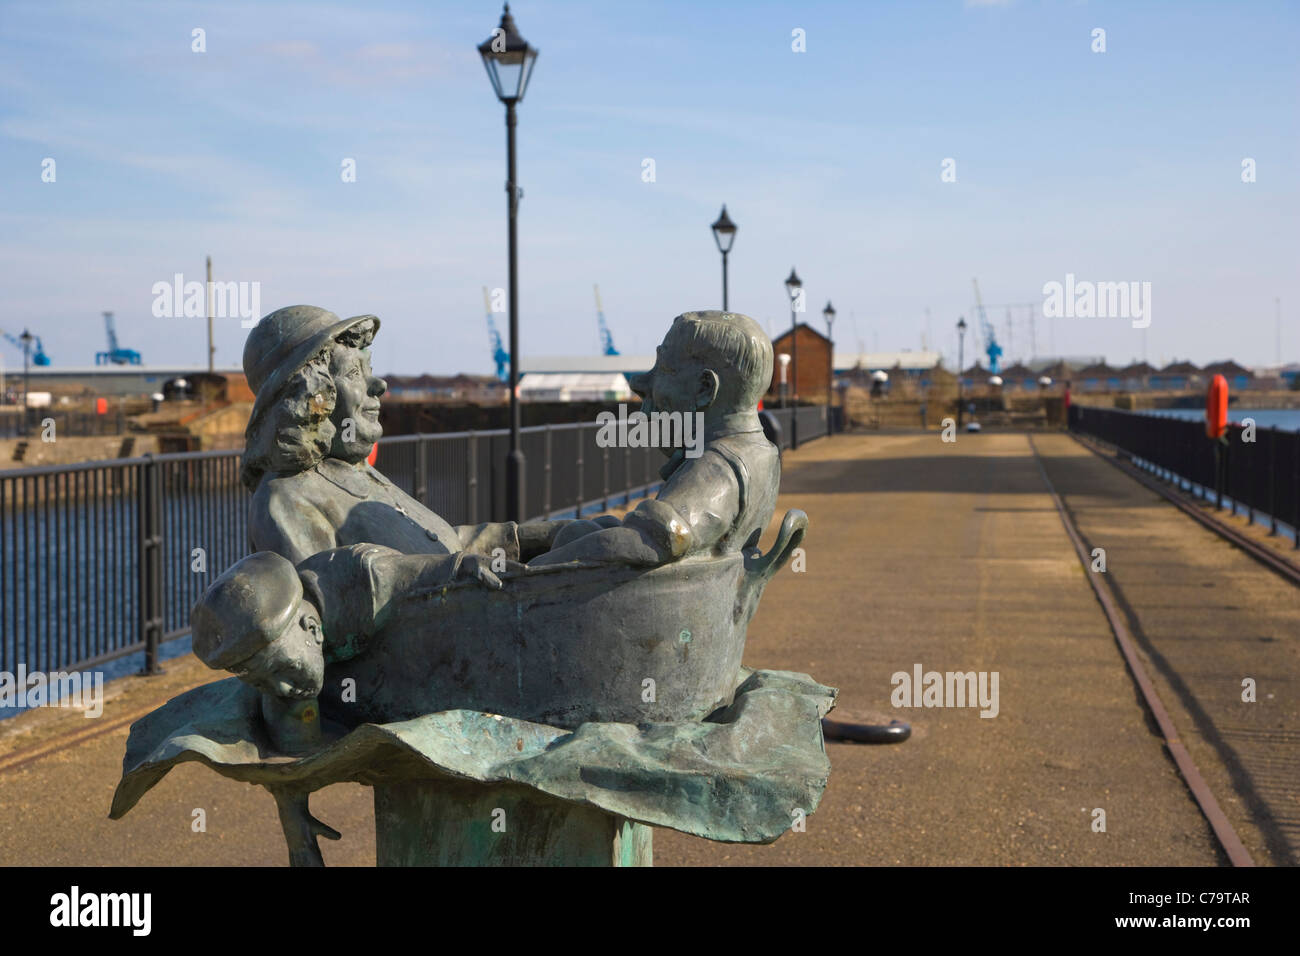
xmin=240 ymin=305 xmax=562 ymax=564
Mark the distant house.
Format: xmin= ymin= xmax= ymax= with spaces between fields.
xmin=999 ymin=362 xmax=1037 ymax=390
xmin=1150 ymin=360 xmax=1201 ymax=391
xmin=770 ymin=323 xmax=833 ymax=403
xmin=1118 ymin=361 xmax=1156 ymax=390
xmin=1074 ymin=362 xmax=1122 ymax=392
xmin=960 ymin=363 xmax=992 ymax=388
xmin=1037 ymin=360 xmax=1075 ymax=384
xmin=1200 ymin=360 xmax=1254 ymax=391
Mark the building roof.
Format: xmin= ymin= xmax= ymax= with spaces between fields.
xmin=999 ymin=362 xmax=1037 ymax=378
xmin=518 ymin=372 xmax=634 ymax=402
xmin=519 ymin=355 xmax=653 ymax=375
xmin=772 ymin=323 xmax=832 ymax=348
xmin=1119 ymin=362 xmax=1156 ymax=376
xmin=834 ymin=350 xmax=941 ymax=372
xmin=1074 ymin=362 xmax=1120 ymax=378
xmin=1200 ymin=360 xmax=1253 ymax=378
xmin=1157 ymin=360 xmax=1200 ymax=374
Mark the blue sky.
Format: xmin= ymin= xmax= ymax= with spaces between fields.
xmin=1 ymin=0 xmax=1296 ymax=376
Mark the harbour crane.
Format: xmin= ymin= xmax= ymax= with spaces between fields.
xmin=0 ymin=328 xmax=51 ymax=365
xmin=482 ymin=287 xmax=510 ymax=383
xmin=593 ymin=284 xmax=618 ymax=355
xmin=971 ymin=278 xmax=1002 ymax=374
xmin=95 ymin=311 xmax=142 ymax=365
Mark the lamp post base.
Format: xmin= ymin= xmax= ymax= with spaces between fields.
xmin=374 ymin=779 xmax=653 ymax=866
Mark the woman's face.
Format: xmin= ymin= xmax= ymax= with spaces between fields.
xmin=329 ymin=342 xmax=386 ymax=461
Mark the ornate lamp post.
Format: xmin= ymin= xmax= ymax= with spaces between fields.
xmin=956 ymin=317 xmax=967 ymax=429
xmin=19 ymin=328 xmax=33 ymax=437
xmin=479 ymin=3 xmax=539 ymax=521
xmin=711 ymin=205 xmax=737 ymax=311
xmin=822 ymin=301 xmax=836 ymax=435
xmin=785 ymin=268 xmax=802 ymax=449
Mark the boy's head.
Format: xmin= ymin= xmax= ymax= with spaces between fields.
xmin=191 ymin=552 xmax=326 ymax=699
xmin=631 ymin=311 xmax=773 ymax=415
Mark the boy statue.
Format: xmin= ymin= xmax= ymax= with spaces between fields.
xmin=531 ymin=310 xmax=779 ymax=567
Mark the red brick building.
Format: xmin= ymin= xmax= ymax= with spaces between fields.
xmin=767 ymin=323 xmax=833 ymax=404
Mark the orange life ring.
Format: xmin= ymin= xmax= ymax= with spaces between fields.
xmin=366 ymin=443 xmax=378 ymax=466
xmin=1205 ymin=374 xmax=1228 ymax=439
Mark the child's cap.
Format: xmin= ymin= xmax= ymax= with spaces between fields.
xmin=191 ymin=551 xmax=304 ymax=670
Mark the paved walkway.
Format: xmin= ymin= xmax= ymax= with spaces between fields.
xmin=0 ymin=431 xmax=1291 ymax=865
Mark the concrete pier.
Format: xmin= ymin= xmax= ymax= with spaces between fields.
xmin=2 ymin=431 xmax=1295 ymax=866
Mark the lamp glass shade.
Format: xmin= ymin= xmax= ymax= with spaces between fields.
xmin=784 ymin=267 xmax=802 ymax=298
xmin=822 ymin=301 xmax=835 ymax=322
xmin=711 ymin=205 xmax=737 ymax=254
xmin=478 ymin=6 xmax=538 ymax=102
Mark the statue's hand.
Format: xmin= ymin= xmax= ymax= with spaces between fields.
xmin=452 ymin=552 xmax=523 ymax=590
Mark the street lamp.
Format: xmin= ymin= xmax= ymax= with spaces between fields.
xmin=822 ymin=301 xmax=836 ymax=435
xmin=19 ymin=328 xmax=33 ymax=437
xmin=711 ymin=205 xmax=737 ymax=311
xmin=956 ymin=317 xmax=967 ymax=429
xmin=785 ymin=268 xmax=802 ymax=449
xmin=479 ymin=3 xmax=539 ymax=522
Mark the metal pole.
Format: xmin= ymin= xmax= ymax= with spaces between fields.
xmin=505 ymin=99 xmax=526 ymax=522
xmin=206 ymin=255 xmax=215 ymax=374
xmin=721 ymin=250 xmax=729 ymax=312
xmin=825 ymin=317 xmax=834 ymax=436
xmin=956 ymin=330 xmax=964 ymax=430
xmin=22 ymin=334 xmax=30 ymax=438
xmin=790 ymin=305 xmax=799 ymax=450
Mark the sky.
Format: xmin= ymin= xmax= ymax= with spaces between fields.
xmin=1 ymin=0 xmax=1297 ymax=377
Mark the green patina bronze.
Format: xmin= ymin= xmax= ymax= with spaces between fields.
xmin=111 ymin=306 xmax=836 ymax=866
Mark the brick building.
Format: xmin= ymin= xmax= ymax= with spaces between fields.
xmin=768 ymin=323 xmax=833 ymax=404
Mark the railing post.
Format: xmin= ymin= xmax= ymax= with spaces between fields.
xmin=575 ymin=428 xmax=584 ymax=518
xmin=602 ymin=441 xmax=610 ymax=512
xmin=1293 ymin=428 xmax=1299 ymax=550
xmin=1227 ymin=436 xmax=1236 ymax=516
xmin=543 ymin=424 xmax=552 ymax=518
xmin=415 ymin=436 xmax=429 ymax=505
xmin=466 ymin=431 xmax=478 ymax=525
xmin=137 ymin=456 xmax=164 ymax=675
xmin=1214 ymin=441 xmax=1223 ymax=510
xmin=1267 ymin=426 xmax=1277 ymax=535
xmin=624 ymin=445 xmax=631 ymax=507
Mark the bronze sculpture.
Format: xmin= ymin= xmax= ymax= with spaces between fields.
xmin=112 ymin=308 xmax=835 ymax=866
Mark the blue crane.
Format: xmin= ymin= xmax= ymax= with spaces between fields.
xmin=482 ymin=287 xmax=510 ymax=384
xmin=593 ymin=284 xmax=618 ymax=356
xmin=0 ymin=327 xmax=51 ymax=365
xmin=971 ymin=278 xmax=1002 ymax=374
xmin=95 ymin=311 xmax=142 ymax=365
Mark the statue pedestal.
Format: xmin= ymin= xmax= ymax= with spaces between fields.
xmin=374 ymin=780 xmax=652 ymax=866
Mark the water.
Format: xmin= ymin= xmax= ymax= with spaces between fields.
xmin=1138 ymin=408 xmax=1300 ymax=431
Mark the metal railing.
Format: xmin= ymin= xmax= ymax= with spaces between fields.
xmin=1 ymin=409 xmax=130 ymax=440
xmin=1069 ymin=405 xmax=1300 ymax=544
xmin=4 ymin=415 xmax=839 ymax=679
xmin=764 ymin=404 xmax=835 ymax=448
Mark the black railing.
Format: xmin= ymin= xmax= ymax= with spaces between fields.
xmin=1069 ymin=405 xmax=1300 ymax=544
xmin=1 ymin=409 xmax=130 ymax=440
xmin=1 ymin=415 xmax=831 ymax=680
xmin=765 ymin=404 xmax=834 ymax=448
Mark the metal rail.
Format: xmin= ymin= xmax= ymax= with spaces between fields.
xmin=1027 ymin=434 xmax=1255 ymax=867
xmin=1071 ymin=432 xmax=1300 ymax=588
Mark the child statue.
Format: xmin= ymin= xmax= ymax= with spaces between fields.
xmin=531 ymin=310 xmax=779 ymax=567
